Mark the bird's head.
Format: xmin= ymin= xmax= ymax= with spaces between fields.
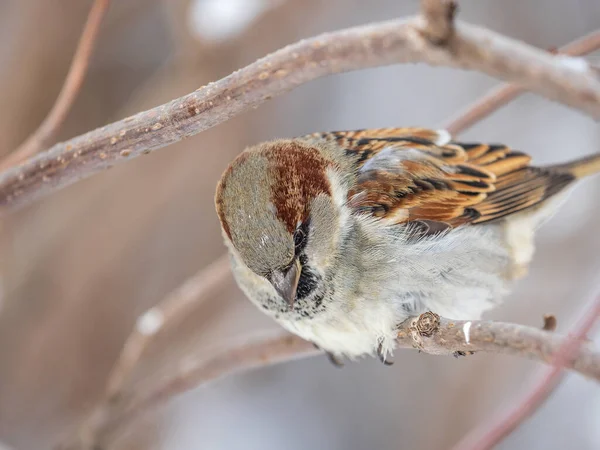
xmin=215 ymin=139 xmax=350 ymax=311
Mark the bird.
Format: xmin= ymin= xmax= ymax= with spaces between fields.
xmin=214 ymin=127 xmax=600 ymax=364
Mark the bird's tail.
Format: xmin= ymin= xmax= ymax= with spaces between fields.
xmin=550 ymin=153 xmax=600 ymax=179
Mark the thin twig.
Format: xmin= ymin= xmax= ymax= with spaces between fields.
xmin=1 ymin=0 xmax=110 ymax=170
xmin=444 ymin=30 xmax=600 ymax=135
xmin=105 ymin=255 xmax=232 ymax=401
xmin=451 ymin=296 xmax=600 ymax=450
xmin=56 ymin=314 xmax=600 ymax=449
xmin=57 ymin=332 xmax=317 ymax=450
xmin=1 ymin=18 xmax=599 ymax=214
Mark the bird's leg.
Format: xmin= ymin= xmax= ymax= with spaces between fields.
xmin=313 ymin=343 xmax=344 ymax=367
xmin=377 ymin=342 xmax=394 ymax=366
xmin=326 ymin=352 xmax=345 ymax=367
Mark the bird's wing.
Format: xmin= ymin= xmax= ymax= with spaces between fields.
xmin=305 ymin=128 xmax=574 ymax=228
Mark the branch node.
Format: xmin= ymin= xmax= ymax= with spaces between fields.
xmin=542 ymin=314 xmax=557 ymax=332
xmin=413 ymin=311 xmax=441 ymax=337
xmin=420 ymin=0 xmax=457 ymax=46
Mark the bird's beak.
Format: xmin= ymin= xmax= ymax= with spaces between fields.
xmin=270 ymin=259 xmax=301 ymax=309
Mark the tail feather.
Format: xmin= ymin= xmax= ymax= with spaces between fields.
xmin=550 ymin=153 xmax=600 ymax=179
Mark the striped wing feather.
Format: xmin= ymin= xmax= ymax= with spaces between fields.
xmin=305 ymin=128 xmax=574 ymax=227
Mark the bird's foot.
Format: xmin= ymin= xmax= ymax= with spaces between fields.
xmin=377 ymin=342 xmax=394 ymax=366
xmin=313 ymin=343 xmax=345 ymax=367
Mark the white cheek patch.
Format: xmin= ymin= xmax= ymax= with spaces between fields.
xmin=326 ymin=167 xmax=349 ymax=209
xmin=326 ymin=167 xmax=352 ymax=231
xmin=303 ymin=169 xmax=352 ymax=272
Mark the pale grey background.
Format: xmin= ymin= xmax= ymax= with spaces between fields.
xmin=0 ymin=1 xmax=598 ymax=449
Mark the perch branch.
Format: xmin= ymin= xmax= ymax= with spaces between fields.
xmin=1 ymin=0 xmax=110 ymax=170
xmin=444 ymin=30 xmax=600 ymax=135
xmin=57 ymin=314 xmax=600 ymax=449
xmin=451 ymin=295 xmax=600 ymax=450
xmin=1 ymin=16 xmax=599 ymax=213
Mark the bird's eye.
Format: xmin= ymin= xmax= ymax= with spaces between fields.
xmin=293 ymin=221 xmax=309 ymax=254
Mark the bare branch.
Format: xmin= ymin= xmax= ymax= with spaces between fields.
xmin=1 ymin=0 xmax=110 ymax=170
xmin=420 ymin=0 xmax=457 ymax=45
xmin=56 ymin=313 xmax=600 ymax=449
xmin=451 ymin=296 xmax=600 ymax=450
xmin=104 ymin=255 xmax=232 ymax=401
xmin=55 ymin=256 xmax=233 ymax=448
xmin=1 ymin=17 xmax=599 ymax=214
xmin=445 ymin=30 xmax=600 ymax=135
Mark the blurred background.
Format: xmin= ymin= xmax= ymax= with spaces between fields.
xmin=0 ymin=0 xmax=599 ymax=449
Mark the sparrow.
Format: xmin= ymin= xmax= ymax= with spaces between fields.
xmin=215 ymin=128 xmax=600 ymax=364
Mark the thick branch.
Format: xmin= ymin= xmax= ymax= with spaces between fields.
xmin=1 ymin=17 xmax=599 ymax=213
xmin=1 ymin=0 xmax=110 ymax=170
xmin=444 ymin=30 xmax=600 ymax=135
xmin=57 ymin=314 xmax=600 ymax=449
xmin=451 ymin=296 xmax=600 ymax=450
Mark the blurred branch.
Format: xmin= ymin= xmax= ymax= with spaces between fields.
xmin=444 ymin=30 xmax=600 ymax=135
xmin=1 ymin=15 xmax=599 ymax=213
xmin=451 ymin=295 xmax=600 ymax=450
xmin=420 ymin=0 xmax=457 ymax=45
xmin=105 ymin=255 xmax=231 ymax=401
xmin=55 ymin=255 xmax=233 ymax=449
xmin=0 ymin=0 xmax=110 ymax=170
xmin=57 ymin=312 xmax=600 ymax=450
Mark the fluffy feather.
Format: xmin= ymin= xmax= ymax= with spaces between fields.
xmin=216 ymin=127 xmax=600 ymax=360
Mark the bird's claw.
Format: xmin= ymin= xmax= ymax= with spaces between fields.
xmin=313 ymin=343 xmax=344 ymax=367
xmin=377 ymin=342 xmax=394 ymax=366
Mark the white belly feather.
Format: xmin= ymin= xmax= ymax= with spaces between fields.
xmin=280 ymin=209 xmax=553 ymax=359
xmin=235 ymin=205 xmax=554 ymax=359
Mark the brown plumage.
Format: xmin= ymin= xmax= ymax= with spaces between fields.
xmin=305 ymin=128 xmax=598 ymax=228
xmin=215 ymin=127 xmax=600 ymax=361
